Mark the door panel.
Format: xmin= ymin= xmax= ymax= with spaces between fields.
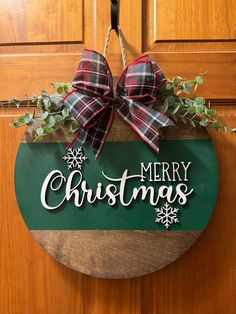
xmin=0 ymin=0 xmax=83 ymax=44
xmin=143 ymin=0 xmax=236 ymax=101
xmin=144 ymin=0 xmax=236 ymax=49
xmin=154 ymin=0 xmax=236 ymax=41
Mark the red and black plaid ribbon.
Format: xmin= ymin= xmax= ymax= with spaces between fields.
xmin=64 ymin=49 xmax=174 ymax=159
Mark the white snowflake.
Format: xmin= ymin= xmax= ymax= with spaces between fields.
xmin=62 ymin=147 xmax=87 ymax=170
xmin=155 ymin=202 xmax=179 ymax=229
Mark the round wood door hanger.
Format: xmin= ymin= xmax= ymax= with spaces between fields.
xmin=14 ymin=115 xmax=218 ymax=279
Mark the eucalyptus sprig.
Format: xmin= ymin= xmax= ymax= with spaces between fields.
xmin=8 ymin=83 xmax=80 ymax=141
xmin=157 ymin=73 xmax=236 ymax=133
xmin=7 ymin=74 xmax=236 ymax=141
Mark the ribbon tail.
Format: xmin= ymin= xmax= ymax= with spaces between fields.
xmin=89 ymin=106 xmax=114 ymax=159
xmin=64 ymin=88 xmax=114 ymax=158
xmin=67 ymin=125 xmax=89 ymax=150
xmin=67 ymin=126 xmax=82 ymax=150
xmin=70 ymin=106 xmax=113 ymax=159
xmin=116 ymin=97 xmax=174 ymax=153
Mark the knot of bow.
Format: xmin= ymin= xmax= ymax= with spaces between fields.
xmin=64 ymin=49 xmax=174 ymax=159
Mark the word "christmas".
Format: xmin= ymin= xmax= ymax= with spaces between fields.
xmin=40 ymin=162 xmax=193 ymax=210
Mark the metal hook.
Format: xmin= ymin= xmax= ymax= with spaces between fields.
xmin=111 ymin=0 xmax=119 ymax=32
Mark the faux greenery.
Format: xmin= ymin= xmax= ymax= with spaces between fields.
xmin=157 ymin=73 xmax=236 ymax=133
xmin=5 ymin=83 xmax=80 ymax=141
xmin=3 ymin=74 xmax=236 ymax=141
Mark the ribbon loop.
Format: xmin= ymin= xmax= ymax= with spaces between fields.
xmin=117 ymin=55 xmax=166 ymax=104
xmin=72 ymin=49 xmax=113 ymax=98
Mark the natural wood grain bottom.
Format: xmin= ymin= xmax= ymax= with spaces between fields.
xmin=31 ymin=230 xmax=201 ymax=279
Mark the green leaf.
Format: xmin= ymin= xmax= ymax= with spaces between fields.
xmin=66 ymin=83 xmax=73 ymax=92
xmin=10 ymin=120 xmax=23 ymax=128
xmin=18 ymin=115 xmax=25 ymax=123
xmin=196 ymin=105 xmax=204 ymax=113
xmin=12 ymin=97 xmax=20 ymax=108
xmin=211 ymin=120 xmax=222 ymax=131
xmin=45 ymin=116 xmax=56 ymax=128
xmin=43 ymin=126 xmax=55 ymax=133
xmin=188 ymin=105 xmax=196 ymax=114
xmin=63 ymin=84 xmax=70 ymax=94
xmin=50 ymin=93 xmax=63 ymax=107
xmin=57 ymin=87 xmax=64 ymax=94
xmin=62 ymin=107 xmax=70 ymax=118
xmin=183 ymin=82 xmax=192 ymax=94
xmin=51 ymin=82 xmax=73 ymax=95
xmin=194 ymin=97 xmax=205 ymax=106
xmin=23 ymin=113 xmax=33 ymax=124
xmin=36 ymin=127 xmax=44 ymax=136
xmin=41 ymin=111 xmax=49 ymax=120
xmin=41 ymin=90 xmax=49 ymax=98
xmin=171 ymin=104 xmax=180 ymax=115
xmin=54 ymin=114 xmax=65 ymax=127
xmin=172 ymin=77 xmax=181 ymax=87
xmin=51 ymin=83 xmax=61 ymax=89
xmin=43 ymin=97 xmax=51 ymax=110
xmin=205 ymin=108 xmax=216 ymax=117
xmin=54 ymin=114 xmax=64 ymax=121
xmin=26 ymin=120 xmax=34 ymax=126
xmin=195 ymin=75 xmax=204 ymax=85
xmin=176 ymin=87 xmax=184 ymax=95
xmin=199 ymin=119 xmax=209 ymax=127
xmin=68 ymin=120 xmax=80 ymax=133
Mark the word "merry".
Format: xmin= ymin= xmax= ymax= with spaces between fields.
xmin=140 ymin=162 xmax=192 ymax=182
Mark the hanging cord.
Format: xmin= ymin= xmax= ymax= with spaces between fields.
xmin=117 ymin=26 xmax=127 ymax=69
xmin=103 ymin=25 xmax=127 ymax=69
xmin=102 ymin=26 xmax=112 ymax=58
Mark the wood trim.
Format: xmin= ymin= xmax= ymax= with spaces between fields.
xmin=0 ymin=51 xmax=235 ymax=100
xmin=0 ymin=41 xmax=84 ymax=47
xmin=155 ymin=39 xmax=236 ymax=44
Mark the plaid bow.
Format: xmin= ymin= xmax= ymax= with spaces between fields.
xmin=64 ymin=49 xmax=174 ymax=159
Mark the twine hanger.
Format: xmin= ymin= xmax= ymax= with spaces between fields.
xmin=102 ymin=0 xmax=127 ymax=68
